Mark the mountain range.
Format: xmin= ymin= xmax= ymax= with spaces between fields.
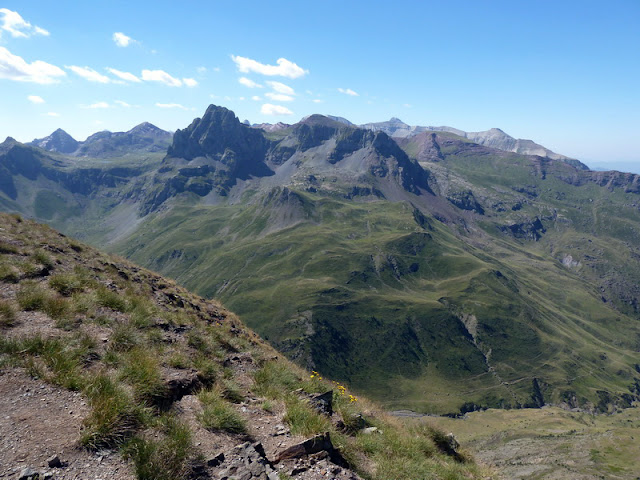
xmin=2 ymin=104 xmax=640 ymax=415
xmin=29 ymin=122 xmax=172 ymax=158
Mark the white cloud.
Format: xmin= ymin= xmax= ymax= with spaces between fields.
xmin=83 ymin=102 xmax=110 ymax=109
xmin=265 ymin=92 xmax=294 ymax=102
xmin=260 ymin=103 xmax=293 ymax=116
xmin=231 ymin=55 xmax=308 ymax=78
xmin=238 ymin=77 xmax=263 ymax=89
xmin=106 ymin=67 xmax=141 ymax=83
xmin=338 ymin=88 xmax=359 ymax=97
xmin=27 ymin=95 xmax=44 ymax=104
xmin=403 ymin=103 xmax=412 ymax=108
xmin=43 ymin=112 xmax=60 ymax=117
xmin=67 ymin=65 xmax=110 ymax=83
xmin=113 ymin=32 xmax=134 ymax=47
xmin=213 ymin=67 xmax=221 ymax=72
xmin=251 ymin=95 xmax=261 ymax=101
xmin=197 ymin=66 xmax=207 ymax=74
xmin=142 ymin=69 xmax=182 ymax=87
xmin=183 ymin=77 xmax=198 ymax=87
xmin=312 ymin=99 xmax=323 ymax=104
xmin=238 ymin=96 xmax=245 ymax=101
xmin=155 ymin=102 xmax=187 ymax=110
xmin=0 ymin=9 xmax=49 ymax=38
xmin=266 ymin=81 xmax=295 ymax=95
xmin=0 ymin=47 xmax=65 ymax=84
xmin=115 ymin=100 xmax=131 ymax=107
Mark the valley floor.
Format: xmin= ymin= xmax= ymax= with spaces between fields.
xmin=424 ymin=406 xmax=640 ymax=479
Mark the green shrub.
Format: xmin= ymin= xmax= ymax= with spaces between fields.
xmin=197 ymin=387 xmax=247 ymax=434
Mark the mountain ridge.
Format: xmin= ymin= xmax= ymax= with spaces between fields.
xmin=30 ymin=122 xmax=172 ymax=158
xmin=2 ymin=104 xmax=640 ymax=416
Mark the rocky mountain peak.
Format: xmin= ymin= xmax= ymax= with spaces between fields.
xmin=128 ymin=122 xmax=168 ymax=137
xmin=388 ymin=117 xmax=407 ymax=125
xmin=30 ymin=128 xmax=79 ymax=154
xmin=168 ymin=104 xmax=268 ymax=161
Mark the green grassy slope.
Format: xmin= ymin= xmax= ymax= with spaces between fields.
xmin=114 ymin=183 xmax=640 ymax=414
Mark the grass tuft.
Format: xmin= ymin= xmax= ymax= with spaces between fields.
xmin=96 ymin=286 xmax=128 ymax=312
xmin=49 ymin=273 xmax=83 ymax=296
xmin=0 ymin=300 xmax=16 ymax=328
xmin=124 ymin=416 xmax=196 ymax=480
xmin=81 ymin=373 xmax=144 ymax=449
xmin=197 ymin=387 xmax=247 ymax=434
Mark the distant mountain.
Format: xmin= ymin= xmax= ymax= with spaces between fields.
xmin=361 ymin=118 xmax=588 ymax=169
xmin=30 ymin=122 xmax=172 ymax=158
xmin=30 ymin=128 xmax=79 ymax=154
xmin=251 ymin=122 xmax=291 ymax=132
xmin=588 ymin=161 xmax=640 ymax=175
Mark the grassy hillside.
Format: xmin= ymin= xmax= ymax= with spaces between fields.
xmin=114 ymin=183 xmax=640 ymax=414
xmin=0 ymin=213 xmax=487 ymax=480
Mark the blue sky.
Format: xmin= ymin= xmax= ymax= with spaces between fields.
xmin=0 ymin=0 xmax=638 ymax=167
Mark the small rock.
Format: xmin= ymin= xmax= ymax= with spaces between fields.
xmin=47 ymin=454 xmax=62 ymax=468
xmin=309 ymin=390 xmax=333 ymax=416
xmin=18 ymin=467 xmax=38 ymax=480
xmin=361 ymin=427 xmax=379 ymax=435
xmin=207 ymin=452 xmax=225 ymax=467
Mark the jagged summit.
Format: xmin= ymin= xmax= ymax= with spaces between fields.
xmin=167 ymin=104 xmax=269 ymax=162
xmin=30 ymin=128 xmax=79 ymax=154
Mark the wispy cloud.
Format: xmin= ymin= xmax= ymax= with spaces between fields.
xmin=232 ymin=55 xmax=308 ymax=78
xmin=106 ymin=67 xmax=141 ymax=83
xmin=183 ymin=77 xmax=198 ymax=87
xmin=67 ymin=65 xmax=110 ymax=83
xmin=238 ymin=77 xmax=263 ymax=88
xmin=266 ymin=81 xmax=295 ymax=95
xmin=261 ymin=103 xmax=293 ymax=116
xmin=0 ymin=47 xmax=65 ymax=84
xmin=155 ymin=102 xmax=187 ymax=110
xmin=251 ymin=95 xmax=261 ymax=101
xmin=27 ymin=95 xmax=44 ymax=104
xmin=115 ymin=100 xmax=131 ymax=107
xmin=43 ymin=112 xmax=60 ymax=117
xmin=0 ymin=9 xmax=49 ymax=38
xmin=113 ymin=32 xmax=135 ymax=47
xmin=142 ymin=69 xmax=182 ymax=87
xmin=82 ymin=101 xmax=110 ymax=109
xmin=265 ymin=92 xmax=294 ymax=102
xmin=338 ymin=88 xmax=359 ymax=97
xmin=312 ymin=99 xmax=324 ymax=103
